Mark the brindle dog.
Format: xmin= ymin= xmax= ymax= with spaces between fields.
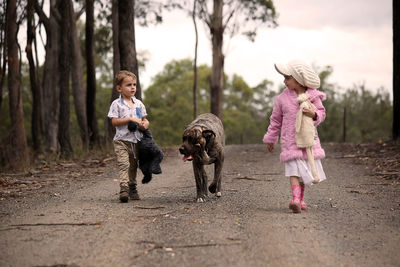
xmin=179 ymin=113 xmax=225 ymax=202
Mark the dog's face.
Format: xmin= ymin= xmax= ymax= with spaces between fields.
xmin=179 ymin=127 xmax=215 ymax=162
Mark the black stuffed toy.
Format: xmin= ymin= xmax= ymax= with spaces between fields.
xmin=128 ymin=121 xmax=163 ymax=184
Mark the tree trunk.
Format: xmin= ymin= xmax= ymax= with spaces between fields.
xmin=34 ymin=0 xmax=62 ymax=152
xmin=58 ymin=0 xmax=73 ymax=158
xmin=67 ymin=0 xmax=89 ymax=150
xmin=393 ymin=0 xmax=400 ymax=141
xmin=342 ymin=106 xmax=347 ymax=142
xmin=106 ymin=0 xmax=120 ymax=142
xmin=26 ymin=0 xmax=43 ymax=152
xmin=192 ymin=0 xmax=198 ymax=119
xmin=0 ymin=4 xmax=6 ymax=117
xmin=85 ymin=0 xmax=99 ymax=148
xmin=118 ymin=0 xmax=142 ymax=100
xmin=6 ymin=0 xmax=29 ymax=169
xmin=210 ymin=0 xmax=224 ymax=119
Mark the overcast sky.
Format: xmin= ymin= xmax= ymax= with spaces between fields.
xmin=135 ymin=0 xmax=392 ymax=96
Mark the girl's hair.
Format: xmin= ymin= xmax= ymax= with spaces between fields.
xmin=115 ymin=70 xmax=137 ymax=86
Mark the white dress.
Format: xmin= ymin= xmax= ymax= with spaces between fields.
xmin=285 ymin=159 xmax=326 ymax=185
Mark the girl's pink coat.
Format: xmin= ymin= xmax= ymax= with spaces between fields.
xmin=263 ymin=88 xmax=326 ymax=162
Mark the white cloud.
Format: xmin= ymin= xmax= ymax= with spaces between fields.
xmin=274 ymin=0 xmax=392 ymax=30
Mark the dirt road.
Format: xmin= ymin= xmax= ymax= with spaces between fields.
xmin=0 ymin=144 xmax=399 ymax=267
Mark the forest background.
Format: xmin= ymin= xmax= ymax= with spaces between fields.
xmin=0 ymin=0 xmax=398 ymax=170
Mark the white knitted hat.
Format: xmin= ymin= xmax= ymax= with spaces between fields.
xmin=274 ymin=60 xmax=320 ymax=89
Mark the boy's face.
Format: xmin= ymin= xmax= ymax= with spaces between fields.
xmin=117 ymin=76 xmax=137 ymax=99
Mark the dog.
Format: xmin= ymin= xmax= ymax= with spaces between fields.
xmin=179 ymin=113 xmax=225 ymax=202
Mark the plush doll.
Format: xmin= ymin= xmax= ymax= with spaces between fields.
xmin=128 ymin=121 xmax=163 ymax=184
xmin=295 ymin=93 xmax=320 ymax=184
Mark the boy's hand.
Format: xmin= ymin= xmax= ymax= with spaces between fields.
xmin=138 ymin=118 xmax=149 ymax=131
xmin=267 ymin=143 xmax=274 ymax=152
xmin=130 ymin=117 xmax=142 ymax=124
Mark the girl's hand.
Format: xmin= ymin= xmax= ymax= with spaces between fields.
xmin=302 ymin=107 xmax=317 ymax=119
xmin=267 ymin=143 xmax=274 ymax=153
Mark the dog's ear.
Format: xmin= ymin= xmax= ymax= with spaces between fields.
xmin=202 ymin=130 xmax=215 ymax=137
xmin=202 ymin=130 xmax=215 ymax=142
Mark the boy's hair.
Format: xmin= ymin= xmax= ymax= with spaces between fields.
xmin=115 ymin=70 xmax=137 ymax=86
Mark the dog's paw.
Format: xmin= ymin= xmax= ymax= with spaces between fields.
xmin=216 ymin=192 xmax=221 ymax=197
xmin=196 ymin=197 xmax=205 ymax=203
xmin=208 ymin=183 xmax=217 ymax=193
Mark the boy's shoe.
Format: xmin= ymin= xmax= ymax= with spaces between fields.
xmin=289 ymin=200 xmax=301 ymax=213
xmin=119 ymin=186 xmax=129 ymax=203
xmin=300 ymin=200 xmax=307 ymax=210
xmin=129 ymin=184 xmax=140 ymax=200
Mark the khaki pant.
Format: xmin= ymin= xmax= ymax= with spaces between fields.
xmin=113 ymin=140 xmax=139 ymax=187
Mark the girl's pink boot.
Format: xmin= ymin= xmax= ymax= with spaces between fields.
xmin=289 ymin=185 xmax=301 ymax=213
xmin=300 ymin=185 xmax=307 ymax=210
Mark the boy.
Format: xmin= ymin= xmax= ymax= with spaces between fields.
xmin=108 ymin=70 xmax=149 ymax=202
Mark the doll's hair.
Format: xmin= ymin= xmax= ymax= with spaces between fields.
xmin=115 ymin=70 xmax=137 ymax=86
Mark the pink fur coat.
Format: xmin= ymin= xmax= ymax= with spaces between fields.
xmin=263 ymin=88 xmax=326 ymax=163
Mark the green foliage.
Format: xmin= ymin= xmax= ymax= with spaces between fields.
xmin=317 ymin=66 xmax=392 ymax=143
xmin=0 ymin=60 xmax=393 ymax=164
xmin=143 ymin=59 xmax=392 ymax=147
xmin=223 ymin=74 xmax=275 ymax=144
xmin=143 ymin=58 xmax=276 ymax=146
xmin=144 ymin=59 xmax=210 ymax=146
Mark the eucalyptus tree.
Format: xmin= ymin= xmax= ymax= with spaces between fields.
xmin=393 ymin=0 xmax=400 ymax=141
xmin=86 ymin=0 xmax=99 ymax=148
xmin=0 ymin=0 xmax=6 ymax=117
xmin=173 ymin=0 xmax=277 ymax=119
xmin=58 ymin=0 xmax=73 ymax=157
xmin=26 ymin=0 xmax=43 ymax=152
xmin=34 ymin=0 xmax=89 ymax=153
xmin=34 ymin=0 xmax=63 ymax=151
xmin=66 ymin=0 xmax=89 ymax=150
xmin=6 ymin=0 xmax=30 ymax=168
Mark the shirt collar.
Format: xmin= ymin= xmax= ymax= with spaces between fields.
xmin=119 ymin=95 xmax=136 ymax=106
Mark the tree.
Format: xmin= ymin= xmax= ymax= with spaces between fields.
xmin=105 ymin=0 xmax=120 ymax=143
xmin=34 ymin=0 xmax=62 ymax=151
xmin=86 ymin=0 xmax=99 ymax=148
xmin=394 ymin=0 xmax=400 ymax=141
xmin=192 ymin=0 xmax=199 ymax=119
xmin=118 ymin=0 xmax=142 ymax=99
xmin=26 ymin=0 xmax=43 ymax=152
xmin=6 ymin=0 xmax=29 ymax=168
xmin=58 ymin=0 xmax=73 ymax=157
xmin=0 ymin=0 xmax=7 ymax=116
xmin=189 ymin=0 xmax=277 ymax=118
xmin=67 ymin=0 xmax=89 ymax=150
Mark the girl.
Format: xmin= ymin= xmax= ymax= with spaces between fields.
xmin=263 ymin=60 xmax=327 ymax=213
